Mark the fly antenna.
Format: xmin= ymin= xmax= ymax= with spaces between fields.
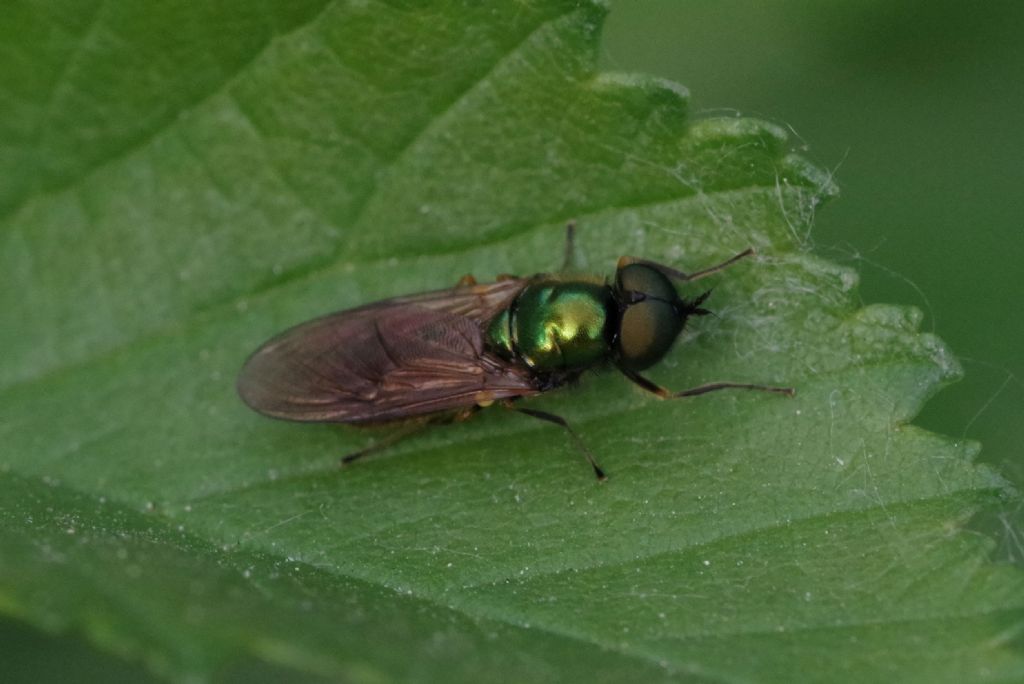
xmin=617 ymin=247 xmax=755 ymax=283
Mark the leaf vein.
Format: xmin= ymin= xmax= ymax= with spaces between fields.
xmin=0 ymin=0 xmax=337 ymax=224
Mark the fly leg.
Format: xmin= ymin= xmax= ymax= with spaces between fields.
xmin=621 ymin=369 xmax=794 ymax=399
xmin=341 ymin=408 xmax=481 ymax=467
xmin=341 ymin=421 xmax=432 ymax=466
xmin=506 ymin=403 xmax=607 ymax=481
xmin=561 ymin=220 xmax=578 ymax=271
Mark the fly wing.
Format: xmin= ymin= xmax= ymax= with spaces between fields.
xmin=237 ymin=278 xmax=540 ymax=423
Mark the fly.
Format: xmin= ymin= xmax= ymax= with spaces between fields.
xmin=237 ymin=224 xmax=793 ymax=480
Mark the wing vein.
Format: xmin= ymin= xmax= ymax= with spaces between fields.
xmin=237 ymin=279 xmax=540 ymax=423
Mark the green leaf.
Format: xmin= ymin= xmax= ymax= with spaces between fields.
xmin=2 ymin=1 xmax=1022 ymax=682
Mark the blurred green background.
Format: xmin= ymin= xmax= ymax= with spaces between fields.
xmin=8 ymin=1 xmax=1024 ymax=678
xmin=603 ymin=0 xmax=1024 ymax=561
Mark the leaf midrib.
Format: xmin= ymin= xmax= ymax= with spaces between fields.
xmin=6 ymin=0 xmax=338 ymax=223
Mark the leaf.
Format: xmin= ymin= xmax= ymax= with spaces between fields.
xmin=2 ymin=1 xmax=1022 ymax=682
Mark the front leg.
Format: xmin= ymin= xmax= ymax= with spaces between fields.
xmin=621 ymin=368 xmax=794 ymax=399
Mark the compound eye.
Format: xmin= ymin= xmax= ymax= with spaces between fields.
xmin=616 ymin=264 xmax=677 ymax=301
xmin=617 ymin=300 xmax=682 ymax=371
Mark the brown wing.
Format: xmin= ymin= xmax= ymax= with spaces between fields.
xmin=236 ymin=278 xmax=541 ymax=423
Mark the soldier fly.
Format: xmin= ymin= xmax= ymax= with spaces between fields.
xmin=237 ymin=224 xmax=793 ymax=479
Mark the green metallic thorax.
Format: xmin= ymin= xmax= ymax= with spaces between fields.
xmin=486 ymin=279 xmax=614 ymax=371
